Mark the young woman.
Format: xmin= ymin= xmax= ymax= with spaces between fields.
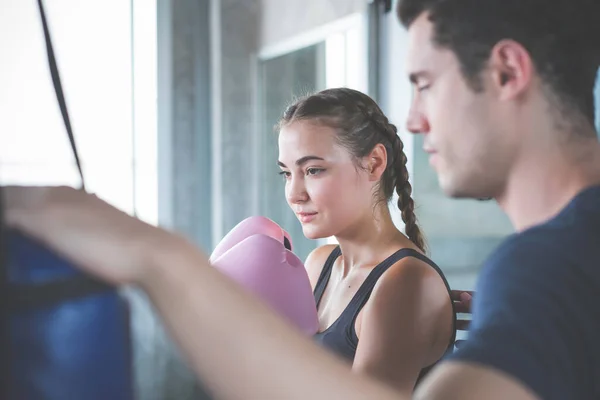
xmin=276 ymin=88 xmax=455 ymax=391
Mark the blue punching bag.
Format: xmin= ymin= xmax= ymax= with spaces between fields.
xmin=6 ymin=230 xmax=134 ymax=399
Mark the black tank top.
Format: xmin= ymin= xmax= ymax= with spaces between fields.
xmin=313 ymin=246 xmax=456 ymax=383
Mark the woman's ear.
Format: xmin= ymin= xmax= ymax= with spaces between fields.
xmin=366 ymin=144 xmax=387 ymax=181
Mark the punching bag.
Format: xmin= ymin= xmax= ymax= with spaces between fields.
xmin=210 ymin=216 xmax=319 ymax=335
xmin=5 ymin=230 xmax=133 ymax=400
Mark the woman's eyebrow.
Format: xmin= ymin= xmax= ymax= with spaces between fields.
xmin=277 ymin=155 xmax=325 ymax=168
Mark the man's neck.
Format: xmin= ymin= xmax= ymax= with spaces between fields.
xmin=497 ymin=136 xmax=600 ymax=232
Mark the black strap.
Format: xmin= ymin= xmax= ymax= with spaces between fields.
xmin=36 ymin=0 xmax=86 ymax=190
xmin=313 ymin=246 xmax=341 ymax=307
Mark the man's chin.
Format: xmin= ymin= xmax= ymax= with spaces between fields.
xmin=439 ymin=177 xmax=495 ymax=200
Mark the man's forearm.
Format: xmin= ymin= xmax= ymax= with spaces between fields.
xmin=140 ymin=238 xmax=403 ymax=400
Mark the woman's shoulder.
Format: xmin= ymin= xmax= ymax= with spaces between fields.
xmin=304 ymin=244 xmax=339 ymax=288
xmin=372 ymin=246 xmax=451 ymax=309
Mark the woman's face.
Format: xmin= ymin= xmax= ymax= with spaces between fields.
xmin=278 ymin=121 xmax=375 ymax=239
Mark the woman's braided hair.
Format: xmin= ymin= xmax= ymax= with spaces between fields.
xmin=278 ymin=88 xmax=426 ymax=252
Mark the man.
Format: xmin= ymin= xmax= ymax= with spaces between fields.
xmin=397 ymin=0 xmax=600 ymax=398
xmin=3 ymin=0 xmax=600 ymax=399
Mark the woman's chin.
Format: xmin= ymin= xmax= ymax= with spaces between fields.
xmin=300 ymin=224 xmax=329 ymax=240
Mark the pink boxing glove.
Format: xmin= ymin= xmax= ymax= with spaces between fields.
xmin=210 ymin=216 xmax=319 ymax=335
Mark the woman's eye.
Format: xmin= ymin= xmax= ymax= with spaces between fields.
xmin=306 ymin=168 xmax=324 ymax=176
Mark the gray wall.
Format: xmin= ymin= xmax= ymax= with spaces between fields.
xmin=129 ymin=0 xmax=214 ymax=399
xmin=131 ymin=0 xmax=264 ymax=397
xmin=217 ymin=0 xmax=262 ymax=237
xmin=260 ymin=0 xmax=366 ymax=48
xmin=171 ymin=0 xmax=213 ymax=251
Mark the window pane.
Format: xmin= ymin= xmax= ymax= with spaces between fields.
xmin=0 ymin=163 xmax=80 ymax=187
xmin=1 ymin=0 xmax=157 ymax=222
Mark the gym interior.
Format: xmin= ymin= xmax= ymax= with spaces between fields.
xmin=3 ymin=0 xmax=600 ymax=399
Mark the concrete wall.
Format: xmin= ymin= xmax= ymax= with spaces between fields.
xmin=260 ymin=0 xmax=366 ymax=48
xmin=130 ymin=0 xmax=214 ymax=399
xmin=216 ymin=0 xmax=262 ymax=238
xmin=170 ymin=0 xmax=213 ymax=251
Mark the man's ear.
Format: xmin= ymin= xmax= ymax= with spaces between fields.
xmin=488 ymin=39 xmax=533 ymax=100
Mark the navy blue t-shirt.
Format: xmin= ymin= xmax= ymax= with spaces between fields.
xmin=449 ymin=185 xmax=600 ymax=399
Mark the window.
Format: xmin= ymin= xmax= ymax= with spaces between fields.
xmin=1 ymin=0 xmax=157 ymax=224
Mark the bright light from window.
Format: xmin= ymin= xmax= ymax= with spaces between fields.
xmin=132 ymin=0 xmax=158 ymax=225
xmin=325 ymin=33 xmax=346 ymax=89
xmin=0 ymin=0 xmax=158 ymax=224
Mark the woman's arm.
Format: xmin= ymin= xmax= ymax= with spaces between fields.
xmin=352 ymin=260 xmax=453 ymax=395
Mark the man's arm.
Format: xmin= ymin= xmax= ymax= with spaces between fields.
xmin=2 ymin=186 xmax=546 ymax=400
xmin=416 ymin=362 xmax=539 ymax=400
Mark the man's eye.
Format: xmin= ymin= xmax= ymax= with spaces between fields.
xmin=278 ymin=171 xmax=291 ymax=179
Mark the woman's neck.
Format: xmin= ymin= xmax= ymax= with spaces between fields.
xmin=334 ymin=206 xmax=408 ymax=277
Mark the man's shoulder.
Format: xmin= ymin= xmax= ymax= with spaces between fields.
xmin=484 ymin=200 xmax=600 ymax=279
xmin=475 ymin=203 xmax=600 ymax=320
xmin=451 ymin=187 xmax=600 ymax=400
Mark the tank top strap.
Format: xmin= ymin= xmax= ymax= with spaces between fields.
xmin=339 ymin=247 xmax=457 ymax=349
xmin=338 ymin=248 xmax=417 ymax=327
xmin=313 ymin=246 xmax=341 ymax=307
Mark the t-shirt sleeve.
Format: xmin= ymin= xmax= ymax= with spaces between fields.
xmin=447 ymin=234 xmax=591 ymax=400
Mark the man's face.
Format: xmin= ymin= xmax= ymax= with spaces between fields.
xmin=404 ymin=12 xmax=516 ymax=199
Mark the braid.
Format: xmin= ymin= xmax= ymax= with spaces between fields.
xmin=391 ymin=135 xmax=426 ymax=252
xmin=367 ymin=111 xmax=427 ymax=253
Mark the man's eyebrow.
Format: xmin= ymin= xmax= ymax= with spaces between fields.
xmin=277 ymin=155 xmax=325 ymax=168
xmin=409 ymin=70 xmax=430 ymax=84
